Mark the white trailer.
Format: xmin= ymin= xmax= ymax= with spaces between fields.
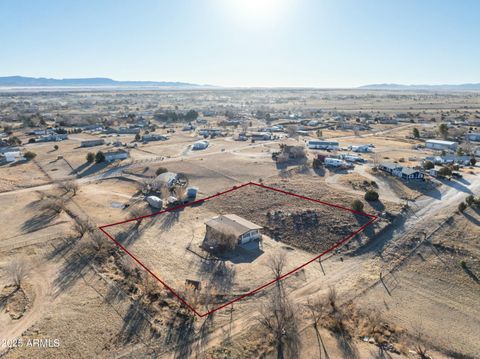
xmin=146 ymin=195 xmax=162 ymax=209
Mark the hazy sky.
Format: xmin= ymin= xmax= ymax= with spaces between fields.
xmin=1 ymin=0 xmax=479 ymax=87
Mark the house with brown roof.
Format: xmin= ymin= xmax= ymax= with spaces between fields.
xmin=204 ymin=214 xmax=263 ymax=249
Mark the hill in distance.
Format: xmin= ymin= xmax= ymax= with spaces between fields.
xmin=0 ymin=76 xmax=209 ymax=88
xmin=359 ymin=83 xmax=480 ymax=91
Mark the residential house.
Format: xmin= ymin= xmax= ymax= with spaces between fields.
xmin=204 ymin=214 xmax=263 ymax=248
xmin=378 ymin=162 xmax=425 ymax=181
xmin=307 ymin=140 xmax=339 ymax=150
xmin=142 ymin=134 xmax=168 ymax=142
xmin=425 ymin=139 xmax=458 ymax=151
xmin=192 ymin=140 xmax=209 ymax=150
xmin=104 ymin=150 xmax=129 ymax=162
xmin=465 ymin=133 xmax=480 ymax=142
xmin=80 ymin=139 xmax=105 ymax=147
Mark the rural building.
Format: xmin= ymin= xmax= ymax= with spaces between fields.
xmin=104 ymin=150 xmax=129 ymax=162
xmin=142 ymin=134 xmax=168 ymax=142
xmin=192 ymin=140 xmax=209 ymax=150
xmin=80 ymin=139 xmax=105 ymax=147
xmin=424 ymin=155 xmax=471 ymax=165
xmin=324 ymin=157 xmax=350 ymax=168
xmin=250 ymin=132 xmax=272 ymax=141
xmin=204 ymin=214 xmax=263 ymax=248
xmin=307 ymin=140 xmax=339 ymax=150
xmin=378 ymin=163 xmax=425 ymax=181
xmin=0 ymin=151 xmax=23 ymax=163
xmin=425 ymin=139 xmax=458 ymax=151
xmin=37 ymin=133 xmax=68 ymax=142
xmin=156 ymin=171 xmax=179 ymax=187
xmin=198 ymin=128 xmax=222 ymax=137
xmin=465 ymin=133 xmax=480 ymax=142
xmin=340 ymin=154 xmax=365 ymax=163
xmin=349 ymin=144 xmax=373 ymax=153
xmin=0 ymin=146 xmax=20 ymax=154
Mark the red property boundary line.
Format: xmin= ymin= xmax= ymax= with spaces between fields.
xmin=99 ymin=182 xmax=378 ymax=317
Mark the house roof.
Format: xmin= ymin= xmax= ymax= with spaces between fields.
xmin=425 ymin=139 xmax=457 ymax=146
xmin=205 ymin=214 xmax=262 ymax=237
xmin=401 ymin=167 xmax=421 ymax=175
xmin=104 ymin=150 xmax=128 ymax=156
xmin=380 ymin=162 xmax=401 ymax=170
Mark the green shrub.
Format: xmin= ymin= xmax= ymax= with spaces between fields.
xmin=352 ymin=199 xmax=364 ymax=212
xmin=155 ymin=167 xmax=168 ymax=175
xmin=364 ymin=190 xmax=379 ymax=202
xmin=24 ymin=151 xmax=37 ymax=160
xmin=95 ymin=151 xmax=105 ymax=163
xmin=458 ymin=202 xmax=467 ymax=213
xmin=423 ymin=160 xmax=434 ymax=170
xmin=86 ymin=152 xmax=95 ymax=163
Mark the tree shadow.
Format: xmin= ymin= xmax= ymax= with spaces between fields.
xmin=158 ymin=209 xmax=181 ymax=231
xmin=333 ymin=331 xmax=359 ymax=359
xmin=462 ymin=263 xmax=480 ymax=284
xmin=116 ymin=223 xmax=143 ymax=247
xmin=198 ymin=259 xmax=236 ymax=292
xmin=463 ymin=211 xmax=480 ymax=226
xmin=53 ymin=250 xmax=91 ymax=297
xmin=21 ymin=210 xmax=59 ymax=233
xmin=313 ymin=166 xmax=325 ymax=176
xmin=369 ymin=200 xmax=385 ymax=212
xmin=118 ymin=299 xmax=154 ymax=344
xmin=46 ymin=236 xmax=79 ymax=261
xmin=164 ymin=311 xmax=196 ymax=359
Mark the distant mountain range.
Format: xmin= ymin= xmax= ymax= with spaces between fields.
xmin=358 ymin=83 xmax=480 ymax=91
xmin=1 ymin=76 xmax=480 ymax=90
xmin=0 ymin=76 xmax=207 ymax=88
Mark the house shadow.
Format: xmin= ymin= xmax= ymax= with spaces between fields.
xmin=404 ymin=180 xmax=442 ymax=199
xmin=275 ymin=158 xmax=307 ymax=170
xmin=218 ymin=240 xmax=264 ymax=264
xmin=77 ymin=161 xmax=109 ymax=177
xmin=70 ymin=161 xmax=91 ymax=175
xmin=437 ymin=178 xmax=473 ymax=195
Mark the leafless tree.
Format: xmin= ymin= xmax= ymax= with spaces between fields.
xmin=258 ymin=291 xmax=300 ymax=359
xmin=305 ymin=299 xmax=327 ymax=359
xmin=6 ymin=259 xmax=28 ymax=289
xmin=203 ymin=230 xmax=237 ymax=252
xmin=40 ymin=196 xmax=66 ymax=214
xmin=267 ymin=250 xmax=287 ymax=279
xmin=73 ymin=218 xmax=95 ymax=239
xmin=129 ymin=206 xmax=149 ymax=228
xmin=58 ymin=179 xmax=79 ymax=196
xmin=412 ymin=324 xmax=430 ymax=359
xmin=286 ymin=125 xmax=299 ymax=140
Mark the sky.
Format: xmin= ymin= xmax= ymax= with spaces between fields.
xmin=0 ymin=0 xmax=479 ymax=87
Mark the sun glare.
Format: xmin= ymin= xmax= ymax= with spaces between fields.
xmin=222 ymin=0 xmax=291 ymax=26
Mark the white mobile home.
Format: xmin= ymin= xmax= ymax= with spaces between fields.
xmin=192 ymin=140 xmax=209 ymax=150
xmin=425 ymin=139 xmax=458 ymax=151
xmin=80 ymin=139 xmax=105 ymax=147
xmin=324 ymin=157 xmax=348 ymax=167
xmin=307 ymin=140 xmax=339 ymax=150
xmin=104 ymin=150 xmax=129 ymax=162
